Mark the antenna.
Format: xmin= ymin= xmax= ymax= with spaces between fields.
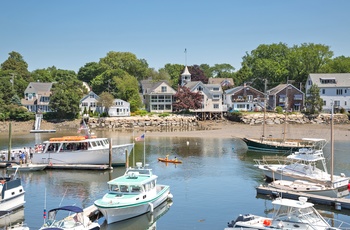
xmin=184 ymin=48 xmax=187 ymax=66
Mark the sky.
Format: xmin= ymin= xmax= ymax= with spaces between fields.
xmin=1 ymin=0 xmax=350 ymax=73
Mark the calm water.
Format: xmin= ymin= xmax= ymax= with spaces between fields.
xmin=1 ymin=130 xmax=350 ymax=230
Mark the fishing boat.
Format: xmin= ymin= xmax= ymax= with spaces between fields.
xmin=6 ymin=163 xmax=47 ymax=171
xmin=225 ymin=196 xmax=350 ymax=229
xmin=0 ymin=170 xmax=26 ymax=211
xmin=40 ymin=205 xmax=100 ymax=230
xmin=94 ymin=162 xmax=173 ymax=224
xmin=31 ymin=121 xmax=134 ymax=166
xmin=254 ymin=137 xmax=349 ymax=190
xmin=158 ymin=156 xmax=182 ymax=164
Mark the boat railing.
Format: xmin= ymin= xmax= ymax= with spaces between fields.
xmin=254 ymin=156 xmax=289 ymax=166
xmin=324 ymin=218 xmax=350 ymax=229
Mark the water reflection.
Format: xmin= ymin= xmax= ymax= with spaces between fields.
xmin=0 ymin=208 xmax=25 ymax=228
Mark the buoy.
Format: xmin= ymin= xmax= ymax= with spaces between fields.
xmin=148 ymin=203 xmax=154 ymax=213
xmin=263 ymin=219 xmax=271 ymax=226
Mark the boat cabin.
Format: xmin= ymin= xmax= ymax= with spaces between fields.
xmin=107 ymin=165 xmax=157 ymax=194
xmin=40 ymin=137 xmax=111 ymax=153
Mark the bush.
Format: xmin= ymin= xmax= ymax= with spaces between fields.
xmin=158 ymin=112 xmax=170 ymax=117
xmin=275 ymin=106 xmax=283 ymax=114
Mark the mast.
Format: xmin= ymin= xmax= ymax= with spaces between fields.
xmin=262 ymin=79 xmax=267 ymax=140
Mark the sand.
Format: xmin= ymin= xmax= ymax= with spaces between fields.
xmin=144 ymin=121 xmax=350 ymax=142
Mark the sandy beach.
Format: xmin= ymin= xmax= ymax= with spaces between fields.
xmin=144 ymin=120 xmax=350 ymax=142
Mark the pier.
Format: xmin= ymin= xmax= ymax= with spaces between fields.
xmin=256 ymin=185 xmax=350 ymax=210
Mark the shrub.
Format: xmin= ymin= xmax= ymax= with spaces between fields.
xmin=275 ymin=106 xmax=283 ymax=114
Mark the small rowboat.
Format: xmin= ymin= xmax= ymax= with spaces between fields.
xmin=158 ymin=158 xmax=182 ymax=164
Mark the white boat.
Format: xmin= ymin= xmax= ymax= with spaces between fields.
xmin=31 ymin=135 xmax=134 ymax=166
xmin=268 ymin=179 xmax=349 ymax=198
xmin=6 ymin=163 xmax=47 ymax=171
xmin=0 ymin=172 xmax=25 ymax=211
xmin=225 ymin=196 xmax=350 ymax=230
xmin=0 ymin=209 xmax=28 ymax=230
xmin=40 ymin=205 xmax=100 ymax=230
xmin=94 ymin=162 xmax=173 ymax=224
xmin=254 ymin=138 xmax=349 ymax=190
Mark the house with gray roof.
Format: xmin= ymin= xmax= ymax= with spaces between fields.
xmin=224 ymin=84 xmax=265 ymax=112
xmin=306 ymin=73 xmax=350 ymax=112
xmin=80 ymin=91 xmax=103 ymax=115
xmin=140 ymin=79 xmax=176 ymax=113
xmin=21 ymin=82 xmax=53 ymax=113
xmin=267 ymin=83 xmax=304 ymax=111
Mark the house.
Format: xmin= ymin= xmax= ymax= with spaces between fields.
xmin=267 ymin=83 xmax=304 ymax=111
xmin=140 ymin=79 xmax=176 ymax=113
xmin=224 ymin=84 xmax=265 ymax=112
xmin=306 ymin=73 xmax=350 ymax=113
xmin=79 ymin=91 xmax=103 ymax=115
xmin=21 ymin=82 xmax=53 ymax=113
xmin=108 ymin=99 xmax=130 ymax=117
xmin=181 ymin=66 xmax=225 ymax=120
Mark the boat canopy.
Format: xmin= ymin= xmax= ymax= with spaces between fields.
xmin=48 ymin=205 xmax=83 ymax=214
xmin=272 ymin=197 xmax=314 ymax=209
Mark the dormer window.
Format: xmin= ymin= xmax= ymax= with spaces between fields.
xmin=320 ymin=78 xmax=336 ymax=84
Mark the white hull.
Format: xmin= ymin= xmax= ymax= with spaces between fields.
xmin=0 ymin=193 xmax=25 ymax=212
xmin=260 ymin=166 xmax=349 ymax=189
xmin=99 ymin=185 xmax=171 ymax=224
xmin=7 ymin=164 xmax=47 ymax=171
xmin=32 ymin=143 xmax=134 ymax=165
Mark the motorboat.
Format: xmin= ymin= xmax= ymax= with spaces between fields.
xmin=40 ymin=205 xmax=100 ymax=230
xmin=0 ymin=209 xmax=28 ymax=230
xmin=0 ymin=170 xmax=25 ymax=212
xmin=6 ymin=163 xmax=47 ymax=171
xmin=94 ymin=162 xmax=173 ymax=224
xmin=225 ymin=196 xmax=350 ymax=230
xmin=268 ymin=179 xmax=349 ymax=198
xmin=31 ymin=127 xmax=134 ymax=166
xmin=254 ymin=138 xmax=350 ymax=190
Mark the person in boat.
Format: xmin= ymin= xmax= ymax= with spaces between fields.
xmin=11 ymin=151 xmax=15 ymax=161
xmin=174 ymin=156 xmax=178 ymax=162
xmin=166 ymin=154 xmax=169 ymax=161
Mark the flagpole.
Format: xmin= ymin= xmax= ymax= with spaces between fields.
xmin=132 ymin=129 xmax=135 ymax=167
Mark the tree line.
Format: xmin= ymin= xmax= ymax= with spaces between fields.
xmin=0 ymin=42 xmax=349 ymax=120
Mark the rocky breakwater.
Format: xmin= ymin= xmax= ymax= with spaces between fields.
xmin=88 ymin=115 xmax=202 ymax=132
xmin=240 ymin=113 xmax=350 ymax=125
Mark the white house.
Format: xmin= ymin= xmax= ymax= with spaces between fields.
xmin=80 ymin=91 xmax=102 ymax=115
xmin=306 ymin=73 xmax=350 ymax=112
xmin=108 ymin=99 xmax=130 ymax=117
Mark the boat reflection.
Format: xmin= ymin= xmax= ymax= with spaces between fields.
xmin=0 ymin=208 xmax=25 ymax=228
xmin=99 ymin=200 xmax=172 ymax=230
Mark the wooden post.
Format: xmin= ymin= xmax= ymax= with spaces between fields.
xmin=8 ymin=122 xmax=12 ymax=161
xmin=125 ymin=149 xmax=129 ymax=169
xmin=108 ymin=138 xmax=112 ymax=169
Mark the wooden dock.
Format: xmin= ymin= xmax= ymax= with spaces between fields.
xmin=46 ymin=164 xmax=112 ymax=170
xmin=256 ymin=185 xmax=350 ymax=210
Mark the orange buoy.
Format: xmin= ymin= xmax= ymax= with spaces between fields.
xmin=263 ymin=219 xmax=271 ymax=226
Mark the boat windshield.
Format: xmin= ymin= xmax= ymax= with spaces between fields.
xmin=110 ymin=184 xmax=143 ymax=193
xmin=274 ymin=206 xmax=327 ymax=226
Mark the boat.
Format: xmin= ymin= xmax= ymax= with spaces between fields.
xmin=6 ymin=163 xmax=47 ymax=171
xmin=0 ymin=170 xmax=26 ymax=212
xmin=40 ymin=205 xmax=100 ymax=230
xmin=254 ymin=138 xmax=350 ymax=190
xmin=31 ymin=121 xmax=134 ymax=166
xmin=242 ymin=137 xmax=313 ymax=153
xmin=94 ymin=162 xmax=173 ymax=224
xmin=158 ymin=156 xmax=182 ymax=164
xmin=267 ymin=179 xmax=349 ymax=198
xmin=225 ymin=196 xmax=350 ymax=229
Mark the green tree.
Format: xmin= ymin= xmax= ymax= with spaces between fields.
xmin=162 ymin=64 xmax=184 ymax=88
xmin=114 ymin=74 xmax=141 ymax=112
xmin=199 ymin=64 xmax=213 ymax=79
xmin=305 ymin=84 xmax=323 ymax=114
xmin=49 ymin=81 xmax=82 ymax=119
xmin=320 ymin=56 xmax=350 ymax=73
xmin=77 ymin=62 xmax=104 ymax=84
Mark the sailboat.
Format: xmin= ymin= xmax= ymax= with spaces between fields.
xmin=242 ymin=81 xmax=315 ymax=153
xmin=261 ymin=102 xmax=350 ymax=197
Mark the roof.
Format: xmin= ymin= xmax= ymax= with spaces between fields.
xmin=309 ymin=73 xmax=350 ymax=88
xmin=181 ymin=66 xmax=191 ymax=76
xmin=268 ymin=84 xmax=303 ymax=95
xmin=26 ymin=82 xmax=53 ymax=94
xmin=140 ymin=79 xmax=173 ymax=94
xmin=208 ymin=77 xmax=234 ymax=86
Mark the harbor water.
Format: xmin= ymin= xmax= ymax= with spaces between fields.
xmin=1 ymin=130 xmax=350 ymax=230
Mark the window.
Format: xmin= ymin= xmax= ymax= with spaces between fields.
xmin=90 ymin=102 xmax=96 ymax=107
xmin=161 ymin=86 xmax=167 ymax=92
xmin=294 ymin=94 xmax=303 ymax=100
xmin=212 ymin=87 xmax=219 ymax=91
xmin=320 ymin=78 xmax=336 ymax=84
xmin=198 ymin=86 xmax=203 ymax=91
xmin=82 ymin=102 xmax=88 ymax=107
xmin=334 ymin=100 xmax=340 ymax=106
xmin=322 ymin=89 xmax=325 ymax=94
xmin=213 ymin=104 xmax=219 ymax=109
xmin=213 ymin=94 xmax=220 ymax=100
xmin=323 ymin=101 xmax=326 ymax=106
xmin=308 ymin=80 xmax=311 ymax=85
xmin=336 ymin=89 xmax=343 ymax=95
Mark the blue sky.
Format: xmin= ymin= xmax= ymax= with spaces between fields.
xmin=1 ymin=0 xmax=350 ymax=73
